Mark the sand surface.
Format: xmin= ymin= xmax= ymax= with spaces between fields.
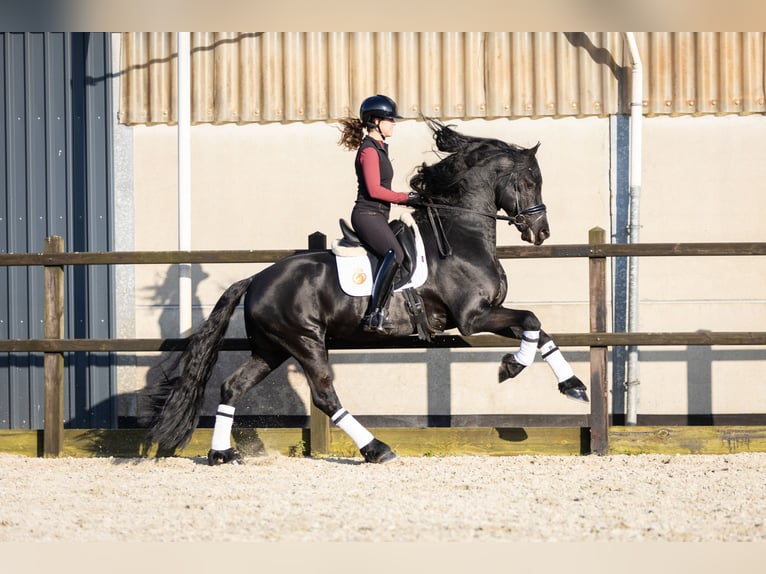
xmin=1 ymin=452 xmax=765 ymax=543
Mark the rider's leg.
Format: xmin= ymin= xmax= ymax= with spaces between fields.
xmin=364 ymin=249 xmax=400 ymax=332
xmin=350 ymin=209 xmax=404 ymax=332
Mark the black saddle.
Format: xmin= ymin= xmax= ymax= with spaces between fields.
xmin=338 ymin=218 xmax=418 ymax=289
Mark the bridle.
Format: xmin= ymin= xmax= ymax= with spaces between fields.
xmin=415 ymin=200 xmax=546 ymax=225
xmin=497 ymin=173 xmax=547 ymax=229
xmin=502 ymin=202 xmax=547 ymax=229
xmin=414 ymin=183 xmax=547 ymax=257
xmin=415 ymin=177 xmax=547 ymax=229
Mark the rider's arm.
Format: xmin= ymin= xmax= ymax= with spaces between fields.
xmin=359 ymin=147 xmax=410 ymax=204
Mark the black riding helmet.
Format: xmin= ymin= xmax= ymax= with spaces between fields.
xmin=360 ymin=94 xmax=403 ymax=125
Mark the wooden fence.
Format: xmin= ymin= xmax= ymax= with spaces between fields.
xmin=1 ymin=227 xmax=765 ymax=458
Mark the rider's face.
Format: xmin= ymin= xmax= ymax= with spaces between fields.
xmin=378 ymin=118 xmax=396 ymax=138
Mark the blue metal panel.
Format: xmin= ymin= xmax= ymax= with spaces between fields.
xmin=0 ymin=32 xmax=115 ymax=430
xmin=0 ymin=35 xmax=8 ymax=429
xmin=3 ymin=32 xmax=35 ymax=429
xmin=67 ymin=32 xmax=116 ymax=429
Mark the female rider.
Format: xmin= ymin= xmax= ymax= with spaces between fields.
xmin=338 ymin=94 xmax=416 ymax=332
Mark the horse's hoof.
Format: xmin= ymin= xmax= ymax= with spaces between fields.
xmin=498 ymin=353 xmax=526 ymax=382
xmin=558 ymin=376 xmax=589 ymax=403
xmin=360 ymin=438 xmax=398 ymax=463
xmin=207 ymin=447 xmax=243 ymax=466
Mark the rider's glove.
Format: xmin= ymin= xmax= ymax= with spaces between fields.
xmin=406 ymin=192 xmax=423 ymax=206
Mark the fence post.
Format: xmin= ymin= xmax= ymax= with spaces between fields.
xmin=43 ymin=236 xmax=65 ymax=457
xmin=589 ymin=227 xmax=609 ymax=454
xmin=308 ymin=231 xmax=331 ymax=456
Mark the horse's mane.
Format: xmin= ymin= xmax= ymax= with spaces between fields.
xmin=409 ymin=118 xmax=528 ymax=205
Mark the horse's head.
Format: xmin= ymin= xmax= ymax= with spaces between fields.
xmin=411 ymin=119 xmax=550 ymax=245
xmin=494 ymin=142 xmax=550 ymax=246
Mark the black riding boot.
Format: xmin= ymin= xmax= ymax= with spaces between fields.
xmin=363 ymin=249 xmax=400 ymax=333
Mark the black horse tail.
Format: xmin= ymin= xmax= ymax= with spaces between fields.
xmin=144 ymin=275 xmax=254 ymax=454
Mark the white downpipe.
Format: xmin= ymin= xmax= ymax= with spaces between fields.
xmin=178 ymin=32 xmax=192 ymax=337
xmin=624 ymin=32 xmax=642 ymax=425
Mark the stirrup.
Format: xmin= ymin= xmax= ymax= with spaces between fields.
xmin=364 ymin=309 xmax=391 ymax=333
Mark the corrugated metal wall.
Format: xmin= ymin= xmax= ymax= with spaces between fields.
xmin=118 ymin=32 xmax=766 ymax=125
xmin=0 ymin=32 xmax=116 ymax=430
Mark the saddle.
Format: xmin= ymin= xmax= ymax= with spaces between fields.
xmin=336 ymin=217 xmax=418 ymax=289
xmin=332 ymin=213 xmax=433 ymax=341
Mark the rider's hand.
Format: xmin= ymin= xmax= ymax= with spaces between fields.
xmin=406 ymin=192 xmax=423 ymax=206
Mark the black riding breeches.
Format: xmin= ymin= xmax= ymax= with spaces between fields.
xmin=351 ymin=207 xmax=404 ymax=264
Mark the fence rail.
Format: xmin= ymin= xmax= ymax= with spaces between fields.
xmin=1 ymin=229 xmax=765 ymax=457
xmin=2 ymin=241 xmax=766 ymax=267
xmin=2 ymin=331 xmax=766 ymax=354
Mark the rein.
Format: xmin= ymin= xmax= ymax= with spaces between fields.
xmin=416 ymin=200 xmax=546 ymax=226
xmin=417 ymin=200 xmax=547 ymax=257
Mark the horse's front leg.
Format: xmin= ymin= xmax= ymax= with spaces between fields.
xmin=473 ymin=308 xmax=589 ymax=403
xmin=535 ymin=330 xmax=589 ymax=402
xmin=490 ymin=308 xmax=540 ymax=381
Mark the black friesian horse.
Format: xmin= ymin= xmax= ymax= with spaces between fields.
xmin=146 ymin=119 xmax=588 ymax=464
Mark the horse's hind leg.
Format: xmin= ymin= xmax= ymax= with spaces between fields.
xmin=295 ymin=344 xmax=397 ymax=464
xmin=208 ymin=352 xmax=287 ymax=465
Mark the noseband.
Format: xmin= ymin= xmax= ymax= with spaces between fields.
xmin=502 ymin=202 xmax=547 ymax=228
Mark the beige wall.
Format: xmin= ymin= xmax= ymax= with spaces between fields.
xmin=122 ymin=114 xmax=765 ymax=421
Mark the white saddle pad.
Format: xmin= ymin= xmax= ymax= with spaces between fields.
xmin=333 ymin=217 xmax=428 ymax=297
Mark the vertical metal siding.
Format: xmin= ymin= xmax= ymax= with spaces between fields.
xmin=743 ymin=33 xmax=766 ymax=113
xmin=118 ymin=32 xmax=766 ymax=126
xmin=73 ymin=32 xmax=115 ymax=429
xmin=672 ymin=32 xmax=697 ymax=115
xmin=397 ymin=32 xmax=419 ymax=117
xmin=511 ymin=32 xmax=535 ymax=117
xmin=485 ymin=32 xmax=507 ymax=118
xmin=327 ymin=32 xmax=350 ymax=119
xmin=697 ymin=32 xmax=720 ymax=115
xmin=1 ymin=32 xmax=116 ymax=430
xmin=3 ymin=32 xmax=39 ymax=429
xmin=420 ymin=32 xmax=442 ymax=117
xmin=350 ymin=32 xmax=374 ymax=114
xmin=193 ymin=32 xmax=215 ymax=122
xmin=306 ymin=32 xmax=329 ymax=120
xmin=283 ymin=32 xmax=305 ymax=122
xmin=465 ymin=32 xmax=485 ymax=117
xmin=262 ymin=32 xmax=284 ymax=122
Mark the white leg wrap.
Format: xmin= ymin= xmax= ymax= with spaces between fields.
xmin=331 ymin=408 xmax=374 ymax=449
xmin=211 ymin=404 xmax=235 ymax=451
xmin=540 ymin=340 xmax=575 ymax=382
xmin=513 ymin=330 xmax=540 ymax=366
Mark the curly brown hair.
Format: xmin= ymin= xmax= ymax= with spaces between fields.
xmin=337 ymin=117 xmax=365 ymax=150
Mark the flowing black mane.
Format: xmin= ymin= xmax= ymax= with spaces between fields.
xmin=409 ymin=118 xmax=532 ymax=205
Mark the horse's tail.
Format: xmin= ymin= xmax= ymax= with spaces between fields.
xmin=144 ymin=275 xmax=254 ymax=454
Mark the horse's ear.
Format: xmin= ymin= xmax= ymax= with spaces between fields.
xmin=528 ymin=142 xmax=541 ymax=156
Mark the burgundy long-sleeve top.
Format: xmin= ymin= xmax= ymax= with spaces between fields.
xmin=354 ymin=137 xmax=409 ymax=214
